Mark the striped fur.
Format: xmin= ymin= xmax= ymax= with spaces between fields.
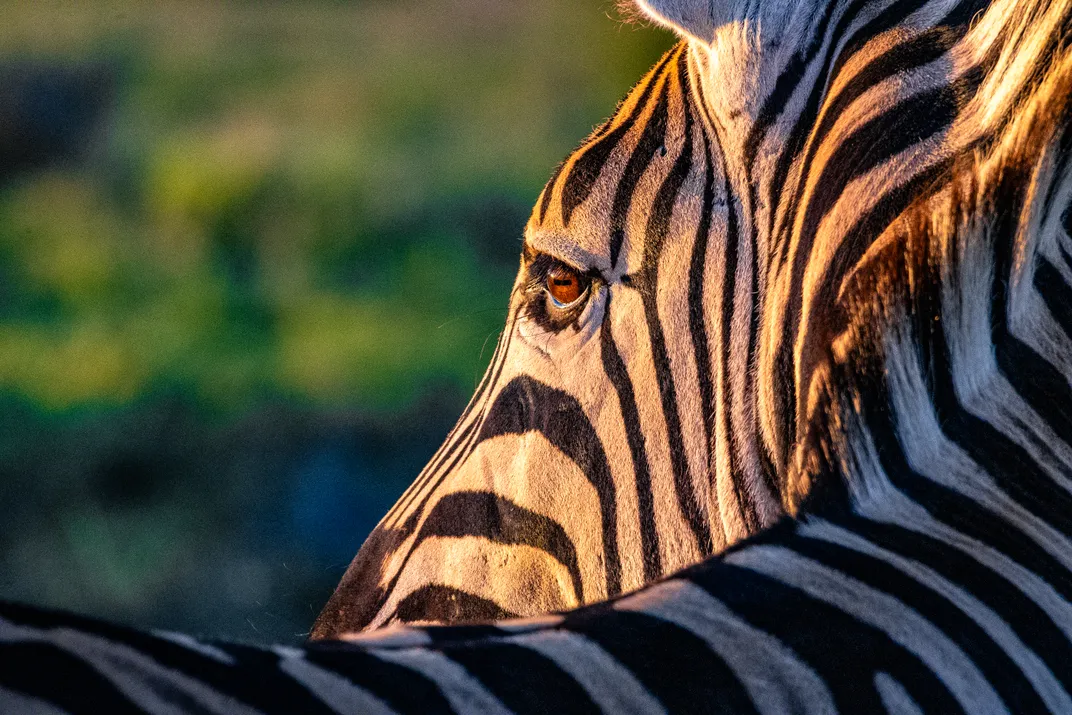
xmin=4 ymin=0 xmax=1072 ymax=711
xmin=314 ymin=43 xmax=758 ymax=635
xmin=314 ymin=0 xmax=1072 ymax=635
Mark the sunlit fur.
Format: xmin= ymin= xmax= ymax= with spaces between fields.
xmin=312 ymin=0 xmax=1072 ymax=637
xmin=5 ymin=0 xmax=1072 ymax=710
xmin=313 ymin=44 xmax=767 ymax=635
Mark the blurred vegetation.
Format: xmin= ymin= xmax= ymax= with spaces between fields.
xmin=0 ymin=1 xmax=672 ymax=642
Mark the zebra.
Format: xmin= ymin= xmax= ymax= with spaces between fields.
xmin=312 ymin=0 xmax=1072 ymax=636
xmin=5 ymin=0 xmax=1072 ymax=711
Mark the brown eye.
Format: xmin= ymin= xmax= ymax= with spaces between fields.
xmin=546 ymin=264 xmax=585 ymax=307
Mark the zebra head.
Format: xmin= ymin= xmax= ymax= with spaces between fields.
xmin=311 ymin=1 xmax=798 ymax=639
xmin=313 ymin=0 xmax=1017 ymax=636
xmin=311 ymin=50 xmax=744 ymax=638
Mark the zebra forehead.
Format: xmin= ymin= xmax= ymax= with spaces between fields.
xmin=526 ymin=43 xmax=723 ymax=271
xmin=523 ymin=229 xmax=615 ymax=275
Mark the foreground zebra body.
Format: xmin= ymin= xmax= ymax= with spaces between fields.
xmin=5 ymin=0 xmax=1072 ymax=711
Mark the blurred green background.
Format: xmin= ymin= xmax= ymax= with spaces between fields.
xmin=0 ymin=1 xmax=672 ymax=643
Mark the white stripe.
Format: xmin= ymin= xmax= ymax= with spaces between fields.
xmin=275 ymin=650 xmax=398 ymax=715
xmin=494 ymin=614 xmax=565 ymax=633
xmin=881 ymin=309 xmax=1072 ymax=575
xmin=802 ymin=518 xmax=1072 ymax=713
xmin=855 ymin=490 xmax=1072 ymax=643
xmin=0 ymin=686 xmax=70 ymax=715
xmin=153 ymin=631 xmax=235 ymax=664
xmin=728 ymin=545 xmax=1008 ymax=714
xmin=511 ymin=629 xmax=666 ymax=715
xmin=874 ymin=673 xmax=926 ymax=715
xmin=614 ymin=578 xmax=836 ymax=715
xmin=0 ymin=621 xmax=260 ymax=715
xmin=371 ymin=647 xmax=512 ymax=715
xmin=338 ymin=625 xmax=433 ymax=649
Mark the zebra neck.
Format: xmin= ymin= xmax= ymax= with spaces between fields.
xmin=788 ymin=52 xmax=1072 ymax=547
xmin=680 ymin=2 xmax=875 ymax=495
xmin=689 ymin=0 xmax=1072 ymax=513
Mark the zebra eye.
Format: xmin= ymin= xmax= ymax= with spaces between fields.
xmin=545 ymin=264 xmax=587 ymax=308
xmin=521 ymin=253 xmax=594 ymax=330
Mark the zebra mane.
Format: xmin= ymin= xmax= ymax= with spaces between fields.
xmin=792 ymin=41 xmax=1072 ymax=516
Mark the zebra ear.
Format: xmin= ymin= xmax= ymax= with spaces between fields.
xmin=633 ymin=0 xmax=716 ymax=42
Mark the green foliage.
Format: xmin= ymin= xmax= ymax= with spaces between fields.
xmin=0 ymin=1 xmax=673 ymax=415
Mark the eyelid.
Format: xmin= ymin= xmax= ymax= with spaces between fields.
xmin=523 ymin=235 xmax=608 ymax=274
xmin=525 ymin=253 xmax=587 ymax=291
xmin=527 ymin=250 xmax=585 ymax=274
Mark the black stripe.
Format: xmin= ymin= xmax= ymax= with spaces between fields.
xmin=827 ymin=512 xmax=1072 ymax=696
xmin=305 ymin=641 xmax=457 ymax=715
xmin=1036 ymin=257 xmax=1072 ymax=339
xmin=0 ymin=602 xmax=337 ymax=714
xmin=635 ymin=56 xmax=713 ymax=557
xmin=991 ymin=241 xmax=1072 ymax=464
xmin=559 ymin=46 xmax=681 ymax=227
xmin=537 ymin=161 xmax=567 ymax=224
xmin=764 ymin=0 xmax=965 ymax=250
xmin=443 ymin=641 xmax=600 ymax=715
xmin=767 ymin=3 xmax=991 ymax=464
xmin=607 ymin=52 xmax=678 ymax=267
xmin=392 ymin=585 xmax=521 ymax=624
xmin=789 ymin=533 xmax=1048 ymax=712
xmin=477 ymin=376 xmax=622 ymax=596
xmin=924 ymin=183 xmax=1072 ymax=546
xmin=779 ymin=44 xmax=999 ymax=446
xmin=772 ymin=22 xmax=966 ymax=272
xmin=600 ymin=296 xmax=662 ymax=583
xmin=988 ymin=15 xmax=1072 ymax=151
xmin=751 ymin=0 xmax=886 ymax=274
xmin=412 ymin=491 xmax=584 ymax=603
xmin=786 ymin=76 xmax=963 ymax=317
xmin=855 ymin=170 xmax=1072 ymax=571
xmin=695 ymin=87 xmax=770 ymax=528
xmin=0 ymin=640 xmax=144 ymax=714
xmin=831 ymin=209 xmax=1072 ymax=623
xmin=773 ymin=153 xmax=956 ymax=459
xmin=687 ymin=110 xmax=720 ymax=539
xmin=743 ymin=184 xmax=773 ymax=508
xmin=692 ymin=60 xmax=772 ymax=520
xmin=684 ymin=552 xmax=966 ymax=713
xmin=562 ymin=607 xmax=759 ymax=715
xmin=742 ymin=0 xmax=852 ymax=172
xmin=364 ymin=399 xmax=596 ymax=626
xmin=712 ymin=120 xmax=761 ymax=534
xmin=1060 ymin=242 xmax=1072 ymax=275
xmin=993 ymin=325 xmax=1072 ymax=459
xmin=856 ymin=349 xmax=1072 ymax=621
xmin=421 ymin=622 xmax=512 ymax=644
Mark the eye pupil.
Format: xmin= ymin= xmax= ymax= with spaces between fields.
xmin=546 ymin=265 xmax=584 ymax=306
